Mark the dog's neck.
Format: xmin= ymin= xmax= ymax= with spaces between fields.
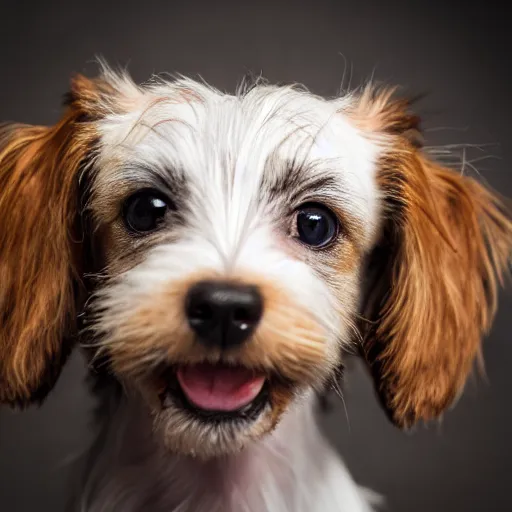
xmin=77 ymin=382 xmax=375 ymax=512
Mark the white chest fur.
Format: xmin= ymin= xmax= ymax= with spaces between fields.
xmin=79 ymin=393 xmax=376 ymax=512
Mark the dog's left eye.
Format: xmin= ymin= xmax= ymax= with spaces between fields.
xmin=123 ymin=189 xmax=171 ymax=233
xmin=294 ymin=203 xmax=338 ymax=248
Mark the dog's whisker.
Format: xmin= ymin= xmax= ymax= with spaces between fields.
xmin=331 ymin=378 xmax=351 ymax=433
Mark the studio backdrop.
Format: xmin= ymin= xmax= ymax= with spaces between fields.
xmin=0 ymin=1 xmax=510 ymax=511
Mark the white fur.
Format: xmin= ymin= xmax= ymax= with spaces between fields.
xmin=80 ymin=70 xmax=384 ymax=511
xmin=91 ymin=72 xmax=381 ymax=368
xmin=94 ymin=74 xmax=380 ymax=246
xmin=79 ymin=392 xmax=377 ymax=512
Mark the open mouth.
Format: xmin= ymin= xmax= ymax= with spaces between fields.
xmin=162 ymin=363 xmax=270 ymax=422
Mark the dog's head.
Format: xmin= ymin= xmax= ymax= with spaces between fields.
xmin=1 ymin=67 xmax=510 ymax=458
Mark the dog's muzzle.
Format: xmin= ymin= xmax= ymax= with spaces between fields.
xmin=158 ymin=280 xmax=269 ymax=423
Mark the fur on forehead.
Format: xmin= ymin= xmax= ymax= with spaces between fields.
xmin=91 ymin=67 xmax=381 ymax=248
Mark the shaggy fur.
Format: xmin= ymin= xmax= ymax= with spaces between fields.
xmin=0 ymin=65 xmax=511 ymax=511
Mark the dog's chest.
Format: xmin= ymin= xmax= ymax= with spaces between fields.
xmin=78 ymin=393 xmax=375 ymax=512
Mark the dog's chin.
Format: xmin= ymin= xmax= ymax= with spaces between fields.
xmin=150 ymin=362 xmax=292 ymax=459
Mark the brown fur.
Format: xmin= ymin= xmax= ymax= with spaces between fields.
xmin=267 ymin=384 xmax=296 ymax=428
xmin=348 ymin=84 xmax=423 ymax=147
xmin=322 ymin=237 xmax=359 ymax=278
xmin=352 ymin=87 xmax=512 ymax=428
xmin=0 ymin=75 xmax=106 ymax=405
xmin=102 ymin=272 xmax=330 ymax=388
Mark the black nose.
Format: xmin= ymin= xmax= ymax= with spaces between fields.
xmin=185 ymin=281 xmax=263 ymax=349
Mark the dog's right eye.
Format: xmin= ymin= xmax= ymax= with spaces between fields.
xmin=123 ymin=189 xmax=172 ymax=234
xmin=293 ymin=203 xmax=338 ymax=248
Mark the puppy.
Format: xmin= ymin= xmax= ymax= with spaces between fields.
xmin=1 ymin=65 xmax=510 ymax=512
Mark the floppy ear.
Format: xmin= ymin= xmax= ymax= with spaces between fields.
xmin=354 ymin=87 xmax=512 ymax=428
xmin=0 ymin=75 xmax=105 ymax=406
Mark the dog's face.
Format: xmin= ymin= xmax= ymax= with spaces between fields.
xmin=1 ymin=68 xmax=511 ymax=459
xmin=88 ymin=78 xmax=379 ymax=456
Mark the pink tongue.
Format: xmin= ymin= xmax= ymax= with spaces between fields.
xmin=177 ymin=363 xmax=265 ymax=412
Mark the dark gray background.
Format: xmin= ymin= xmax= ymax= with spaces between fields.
xmin=0 ymin=0 xmax=510 ymax=510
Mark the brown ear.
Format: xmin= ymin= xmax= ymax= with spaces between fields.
xmin=355 ymin=87 xmax=512 ymax=428
xmin=0 ymin=75 xmax=104 ymax=405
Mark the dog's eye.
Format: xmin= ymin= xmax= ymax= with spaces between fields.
xmin=123 ymin=189 xmax=171 ymax=233
xmin=294 ymin=203 xmax=338 ymax=248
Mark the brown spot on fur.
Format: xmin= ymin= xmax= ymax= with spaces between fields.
xmin=327 ymin=237 xmax=359 ymax=276
xmin=105 ymin=274 xmax=198 ymax=377
xmin=178 ymin=88 xmax=204 ymax=104
xmin=346 ymin=84 xmax=423 ymax=148
xmin=268 ymin=384 xmax=295 ymax=428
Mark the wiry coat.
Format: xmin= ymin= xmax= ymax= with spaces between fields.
xmin=1 ymin=65 xmax=510 ymax=511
